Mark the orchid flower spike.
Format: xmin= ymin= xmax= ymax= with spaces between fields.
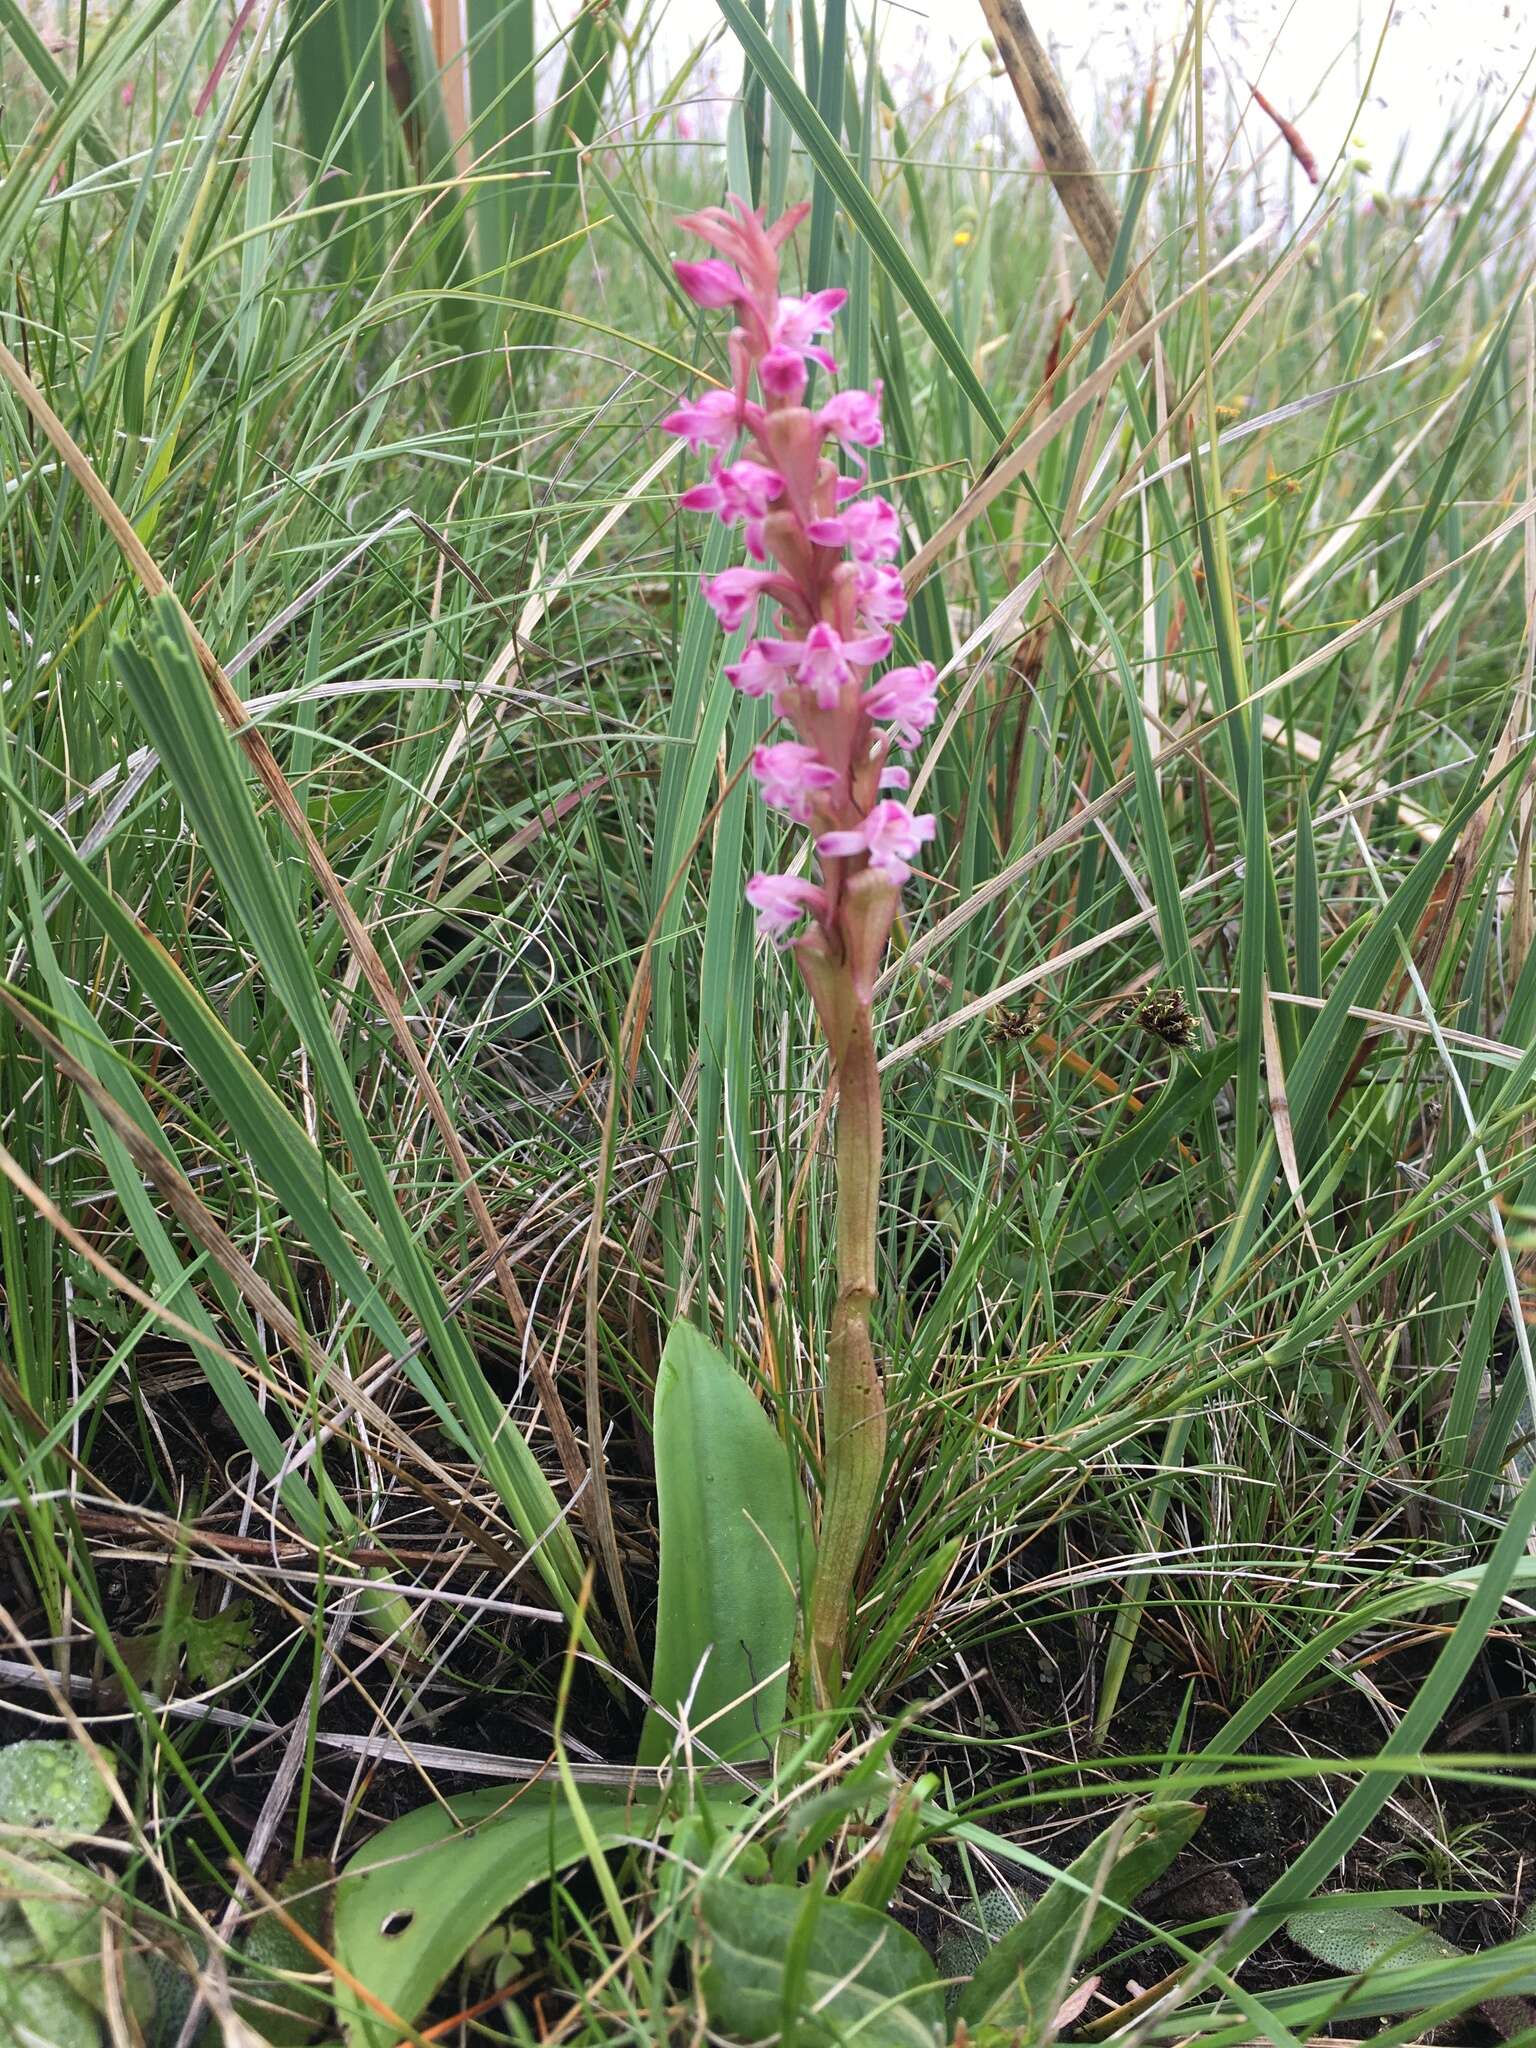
xmin=667 ymin=196 xmax=939 ymax=969
xmin=667 ymin=195 xmax=943 ymax=1708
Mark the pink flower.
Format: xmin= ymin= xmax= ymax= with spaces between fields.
xmin=758 ymin=621 xmax=893 ymax=709
xmin=878 ymin=762 xmax=911 ymax=790
xmin=725 ymin=640 xmax=794 ymax=698
xmin=675 ymin=257 xmax=746 ymax=307
xmin=662 ymin=388 xmax=741 ymax=453
xmin=817 ymin=382 xmax=883 ymax=450
xmin=854 ymin=562 xmax=908 ymax=627
xmin=862 ymin=662 xmax=938 ymax=748
xmin=679 ymin=458 xmax=785 ymax=526
xmin=675 ymin=198 xmax=811 ymax=353
xmin=759 ymin=348 xmax=809 ymax=402
xmin=806 ymin=496 xmax=900 ymax=562
xmin=774 ymin=289 xmax=847 ymax=372
xmin=818 ymin=799 xmax=936 ymax=884
xmin=678 ymin=198 xmax=807 ymax=288
xmin=746 ymin=871 xmax=829 ymax=941
xmin=751 ymin=742 xmax=840 ymax=822
xmin=701 ymin=567 xmax=780 ymax=632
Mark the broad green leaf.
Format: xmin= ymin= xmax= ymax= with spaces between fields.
xmin=10 ymin=1848 xmax=155 ymax=2031
xmin=698 ymin=1877 xmax=945 ymax=2048
xmin=1286 ymin=1899 xmax=1461 ymax=1976
xmin=640 ymin=1320 xmax=809 ymax=1765
xmin=0 ymin=1917 xmax=98 ymax=2048
xmin=0 ymin=1741 xmax=113 ymax=1845
xmin=334 ymin=1784 xmax=657 ymax=2048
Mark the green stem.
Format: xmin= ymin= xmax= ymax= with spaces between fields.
xmin=808 ymin=1002 xmax=888 ymax=1703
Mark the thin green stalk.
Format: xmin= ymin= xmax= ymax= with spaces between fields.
xmin=808 ymin=1006 xmax=888 ymax=1703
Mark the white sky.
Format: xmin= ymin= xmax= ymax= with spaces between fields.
xmin=656 ymin=0 xmax=1534 ymax=189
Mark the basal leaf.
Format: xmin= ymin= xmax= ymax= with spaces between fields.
xmin=639 ymin=1320 xmax=809 ymax=1765
xmin=0 ymin=1740 xmax=113 ymax=1845
xmin=698 ymin=1877 xmax=945 ymax=2048
xmin=1286 ymin=1899 xmax=1462 ymax=1976
xmin=333 ymin=1783 xmax=657 ymax=2048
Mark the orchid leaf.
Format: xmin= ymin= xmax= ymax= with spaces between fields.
xmin=639 ymin=1319 xmax=809 ymax=1766
xmin=698 ymin=1877 xmax=945 ymax=2048
xmin=333 ymin=1783 xmax=661 ymax=2048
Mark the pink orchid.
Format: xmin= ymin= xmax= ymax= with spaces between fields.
xmin=662 ymin=388 xmax=742 ymax=453
xmin=679 ymin=458 xmax=785 ymax=527
xmin=862 ymin=662 xmax=938 ymax=748
xmin=745 ymin=871 xmax=828 ymax=942
xmin=700 ymin=567 xmax=781 ymax=632
xmin=806 ymin=496 xmax=900 ymax=562
xmin=675 ymin=257 xmax=746 ymax=308
xmin=666 ymin=193 xmax=944 ymax=1702
xmin=774 ymin=289 xmax=847 ymax=367
xmin=667 ymin=196 xmax=939 ymax=947
xmin=751 ymin=741 xmax=841 ymax=822
xmin=759 ymin=347 xmax=810 ymax=402
xmin=758 ymin=621 xmax=893 ymax=709
xmin=724 ymin=640 xmax=794 ymax=699
xmin=817 ymin=382 xmax=884 ymax=450
xmin=817 ymin=799 xmax=936 ymax=884
xmin=854 ymin=562 xmax=908 ymax=627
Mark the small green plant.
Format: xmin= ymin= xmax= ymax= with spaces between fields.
xmin=690 ymin=1797 xmax=1204 ymax=2048
xmin=0 ymin=1742 xmax=148 ymax=2047
xmin=1286 ymin=1894 xmax=1536 ymax=2039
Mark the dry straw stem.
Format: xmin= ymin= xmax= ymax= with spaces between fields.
xmin=977 ymin=0 xmax=1153 ymax=342
xmin=0 ymin=341 xmax=625 ymax=1653
xmin=428 ymin=0 xmax=472 ymax=182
